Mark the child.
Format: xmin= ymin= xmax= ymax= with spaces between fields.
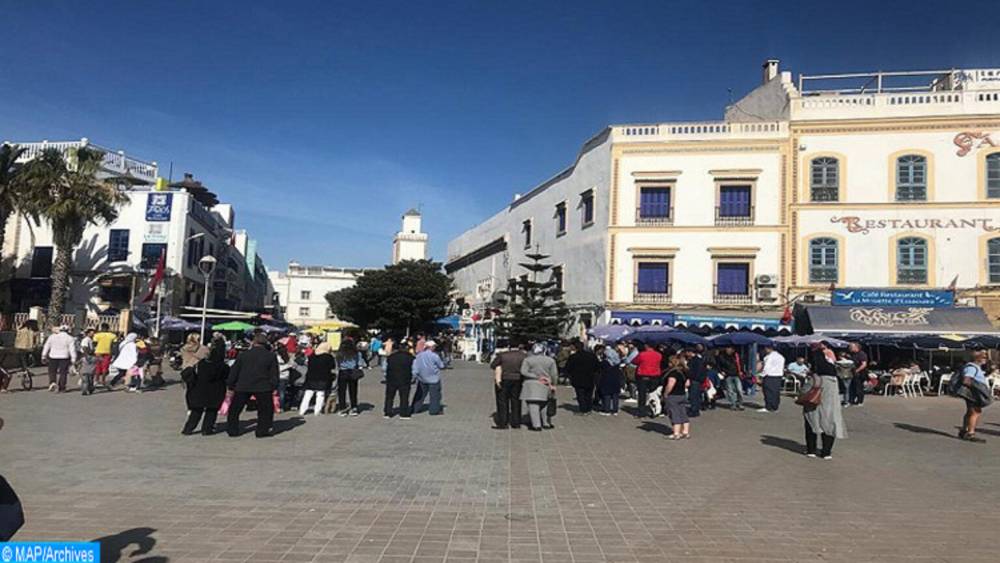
xmin=704 ymin=361 xmax=720 ymax=410
xmin=78 ymin=348 xmax=98 ymax=396
xmin=128 ymin=337 xmax=150 ymax=393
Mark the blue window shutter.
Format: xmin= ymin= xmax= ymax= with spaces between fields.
xmin=637 ymin=263 xmax=668 ymax=293
xmin=717 ymin=263 xmax=749 ymax=294
xmin=639 ymin=188 xmax=670 ymax=218
xmin=720 ymin=186 xmax=750 ymax=217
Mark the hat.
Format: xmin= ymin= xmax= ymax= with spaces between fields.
xmin=425 ymin=340 xmax=437 ymax=348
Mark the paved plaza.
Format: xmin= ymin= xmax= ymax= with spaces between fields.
xmin=3 ymin=361 xmax=1000 ymax=562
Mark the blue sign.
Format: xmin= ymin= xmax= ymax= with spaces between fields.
xmin=145 ymin=192 xmax=173 ymax=222
xmin=0 ymin=542 xmax=99 ymax=562
xmin=676 ymin=314 xmax=786 ymax=328
xmin=610 ymin=311 xmax=675 ymax=325
xmin=831 ymin=288 xmax=954 ymax=308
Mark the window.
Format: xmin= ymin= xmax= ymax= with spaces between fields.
xmin=715 ymin=262 xmax=751 ymax=302
xmin=637 ymin=186 xmax=671 ymax=223
xmin=987 ymin=153 xmax=1000 ymax=199
xmin=300 ymin=290 xmax=311 ymax=300
xmin=581 ymin=190 xmax=594 ymax=226
xmin=522 ymin=220 xmax=532 ymax=248
xmin=635 ymin=262 xmax=670 ymax=301
xmin=555 ymin=203 xmax=567 ymax=235
xmin=326 ymin=307 xmax=336 ymax=319
xmin=140 ymin=243 xmax=167 ymax=270
xmin=30 ymin=247 xmax=53 ymax=278
xmin=108 ymin=229 xmax=129 ymax=262
xmin=299 ymin=307 xmax=310 ymax=317
xmin=551 ymin=265 xmax=563 ymax=292
xmin=988 ymin=238 xmax=1000 ymax=284
xmin=896 ymin=155 xmax=927 ymax=201
xmin=717 ymin=185 xmax=752 ymax=225
xmin=897 ymin=237 xmax=928 ymax=284
xmin=809 ymin=238 xmax=838 ymax=283
xmin=810 ymin=157 xmax=839 ymax=202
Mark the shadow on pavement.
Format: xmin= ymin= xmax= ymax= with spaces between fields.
xmin=272 ymin=416 xmax=306 ymax=435
xmin=637 ymin=420 xmax=673 ymax=436
xmin=893 ymin=422 xmax=956 ymax=438
xmin=92 ymin=527 xmax=167 ymax=563
xmin=760 ymin=435 xmax=802 ymax=453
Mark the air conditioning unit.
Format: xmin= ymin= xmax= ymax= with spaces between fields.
xmin=756 ymin=274 xmax=777 ymax=287
xmin=756 ymin=288 xmax=777 ymax=301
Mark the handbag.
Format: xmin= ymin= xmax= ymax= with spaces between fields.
xmin=546 ymin=390 xmax=557 ymax=418
xmin=795 ymin=375 xmax=823 ymax=408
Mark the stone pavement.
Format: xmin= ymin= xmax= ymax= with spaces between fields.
xmin=3 ymin=361 xmax=1000 ymax=562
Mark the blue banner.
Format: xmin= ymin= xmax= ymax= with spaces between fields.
xmin=831 ymin=288 xmax=954 ymax=308
xmin=145 ymin=193 xmax=173 ymax=222
xmin=0 ymin=542 xmax=99 ymax=563
xmin=676 ymin=314 xmax=785 ymax=328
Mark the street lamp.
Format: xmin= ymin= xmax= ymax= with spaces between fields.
xmin=197 ymin=255 xmax=217 ymax=342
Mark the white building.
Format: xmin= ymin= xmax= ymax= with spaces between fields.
xmin=268 ymin=262 xmax=369 ymax=326
xmin=1 ymin=139 xmax=274 ymax=319
xmin=447 ymin=61 xmax=1000 ymax=335
xmin=392 ymin=209 xmax=428 ymax=264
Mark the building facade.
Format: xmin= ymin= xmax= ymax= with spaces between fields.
xmin=268 ymin=262 xmax=368 ymax=326
xmin=446 ymin=61 xmax=1000 ymax=334
xmin=392 ymin=209 xmax=428 ymax=264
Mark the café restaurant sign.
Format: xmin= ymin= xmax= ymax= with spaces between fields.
xmin=954 ymin=131 xmax=997 ymax=157
xmin=831 ymin=216 xmax=996 ymax=235
xmin=832 ymin=288 xmax=954 ymax=308
xmin=848 ymin=307 xmax=932 ymax=327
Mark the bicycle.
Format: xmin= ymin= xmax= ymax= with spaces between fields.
xmin=0 ymin=364 xmax=32 ymax=391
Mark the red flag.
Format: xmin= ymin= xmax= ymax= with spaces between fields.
xmin=780 ymin=305 xmax=792 ymax=324
xmin=142 ymin=250 xmax=166 ymax=303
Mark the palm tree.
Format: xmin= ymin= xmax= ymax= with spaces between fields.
xmin=20 ymin=147 xmax=129 ymax=325
xmin=0 ymin=143 xmax=28 ymax=267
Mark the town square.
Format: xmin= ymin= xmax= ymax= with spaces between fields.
xmin=3 ymin=1 xmax=1000 ymax=562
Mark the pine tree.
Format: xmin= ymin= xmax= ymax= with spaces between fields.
xmin=495 ymin=251 xmax=571 ymax=343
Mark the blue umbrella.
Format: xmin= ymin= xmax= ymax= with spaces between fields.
xmin=588 ymin=324 xmax=635 ymax=342
xmin=632 ymin=325 xmax=708 ymax=346
xmin=708 ymin=332 xmax=774 ymax=347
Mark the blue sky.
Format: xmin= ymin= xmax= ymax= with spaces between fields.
xmin=1 ymin=1 xmax=997 ymax=269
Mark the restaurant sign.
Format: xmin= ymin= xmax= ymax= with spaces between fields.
xmin=145 ymin=193 xmax=173 ymax=222
xmin=832 ymin=288 xmax=954 ymax=308
xmin=954 ymin=131 xmax=997 ymax=157
xmin=848 ymin=307 xmax=932 ymax=327
xmin=831 ymin=216 xmax=996 ymax=234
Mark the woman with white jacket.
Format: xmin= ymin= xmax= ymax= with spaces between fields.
xmin=107 ymin=333 xmax=138 ymax=391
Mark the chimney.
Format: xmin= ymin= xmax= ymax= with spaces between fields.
xmin=762 ymin=59 xmax=779 ymax=84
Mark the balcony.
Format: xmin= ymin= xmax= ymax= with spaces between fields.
xmin=634 ymin=285 xmax=672 ymax=305
xmin=635 ymin=208 xmax=673 ymax=226
xmin=612 ymin=120 xmax=786 ymax=143
xmin=715 ymin=206 xmax=754 ymax=227
xmin=713 ymin=287 xmax=752 ymax=305
xmin=12 ymin=138 xmax=158 ymax=184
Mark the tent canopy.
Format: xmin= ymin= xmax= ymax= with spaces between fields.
xmin=212 ymin=321 xmax=255 ymax=331
xmin=800 ymin=305 xmax=997 ymax=336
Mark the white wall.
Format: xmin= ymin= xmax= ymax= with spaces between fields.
xmin=269 ymin=269 xmax=361 ymax=325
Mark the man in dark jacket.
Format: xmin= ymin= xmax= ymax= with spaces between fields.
xmin=686 ymin=344 xmax=706 ymax=417
xmin=565 ymin=340 xmax=601 ymax=414
xmin=384 ymin=345 xmax=414 ymax=419
xmin=226 ymin=334 xmax=280 ymax=437
xmin=490 ymin=342 xmax=527 ymax=429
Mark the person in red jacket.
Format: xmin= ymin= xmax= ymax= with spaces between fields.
xmin=630 ymin=341 xmax=663 ymax=418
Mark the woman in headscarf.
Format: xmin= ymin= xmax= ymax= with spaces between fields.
xmin=520 ymin=343 xmax=558 ymax=431
xmin=182 ymin=338 xmax=229 ymax=435
xmin=803 ymin=341 xmax=847 ymax=459
xmin=180 ymin=333 xmax=204 ymax=372
xmin=108 ymin=333 xmax=138 ymax=390
xmin=299 ymin=342 xmax=337 ymax=416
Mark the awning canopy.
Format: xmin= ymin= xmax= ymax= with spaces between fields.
xmin=609 ymin=310 xmax=791 ymax=333
xmin=800 ymin=305 xmax=998 ymax=336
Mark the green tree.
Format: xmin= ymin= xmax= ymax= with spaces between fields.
xmin=0 ymin=143 xmax=28 ymax=270
xmin=327 ymin=259 xmax=452 ymax=333
xmin=495 ymin=252 xmax=571 ymax=342
xmin=20 ymin=147 xmax=130 ymax=325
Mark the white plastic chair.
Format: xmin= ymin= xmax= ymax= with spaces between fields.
xmin=782 ymin=374 xmax=801 ymax=394
xmin=903 ymin=372 xmax=925 ymax=397
xmin=937 ymin=372 xmax=952 ymax=396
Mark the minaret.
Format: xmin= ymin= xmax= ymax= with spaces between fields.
xmin=392 ymin=208 xmax=428 ymax=264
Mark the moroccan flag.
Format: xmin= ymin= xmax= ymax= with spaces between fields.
xmin=142 ymin=250 xmax=166 ymax=303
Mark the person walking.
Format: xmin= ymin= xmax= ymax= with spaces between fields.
xmin=662 ymin=354 xmax=690 ymax=439
xmin=716 ymin=346 xmax=744 ymax=411
xmin=91 ymin=323 xmax=116 ymax=386
xmin=758 ymin=344 xmax=785 ymax=413
xmin=848 ymin=342 xmax=869 ymax=407
xmin=14 ymin=320 xmax=39 ymax=373
xmin=565 ymin=340 xmax=601 ymax=414
xmin=108 ymin=333 xmax=138 ymax=390
xmin=298 ymin=342 xmax=337 ymax=416
xmin=182 ymin=339 xmax=228 ymax=435
xmin=686 ymin=345 xmax=706 ymax=417
xmin=491 ymin=342 xmax=527 ymax=429
xmin=411 ymin=340 xmax=446 ymax=415
xmin=78 ymin=347 xmax=98 ymax=396
xmin=952 ymin=350 xmax=993 ymax=442
xmin=370 ymin=335 xmax=384 ymax=368
xmin=520 ymin=343 xmax=558 ymax=431
xmin=803 ymin=342 xmax=847 ymax=459
xmin=336 ymin=338 xmax=363 ymax=416
xmin=597 ymin=344 xmax=623 ymax=415
xmin=226 ymin=334 xmax=279 ymax=438
xmin=41 ymin=325 xmax=76 ymax=392
xmin=630 ymin=342 xmax=663 ymax=418
xmin=555 ymin=341 xmax=573 ymax=386
xmin=384 ymin=344 xmax=414 ymax=419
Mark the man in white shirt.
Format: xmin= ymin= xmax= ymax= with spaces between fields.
xmin=758 ymin=344 xmax=785 ymax=413
xmin=41 ymin=326 xmax=78 ymax=392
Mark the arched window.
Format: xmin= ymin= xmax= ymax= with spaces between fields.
xmin=809 ymin=238 xmax=838 ymax=283
xmin=896 ymin=155 xmax=927 ymax=201
xmin=988 ymin=238 xmax=1000 ymax=284
xmin=897 ymin=237 xmax=928 ymax=284
xmin=810 ymin=157 xmax=839 ymax=202
xmin=987 ymin=153 xmax=1000 ymax=199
